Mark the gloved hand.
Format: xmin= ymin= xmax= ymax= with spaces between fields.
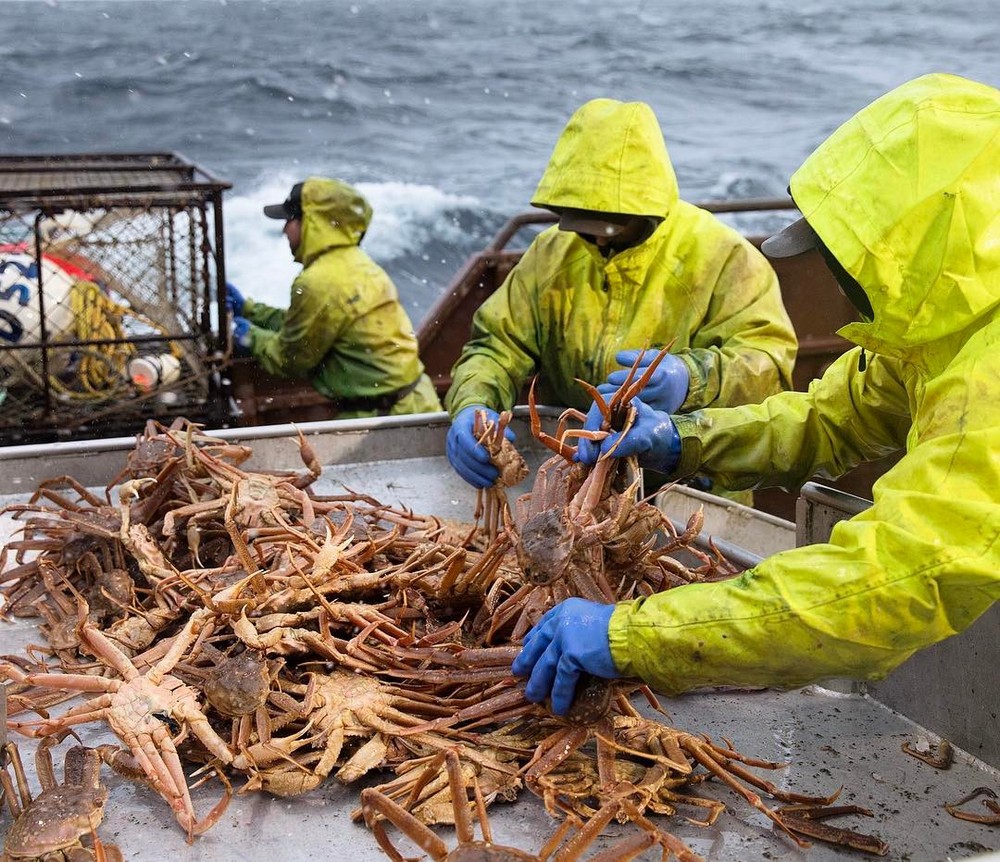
xmin=606 ymin=349 xmax=689 ymax=414
xmin=226 ymin=281 xmax=246 ymax=316
xmin=446 ymin=405 xmax=514 ymax=489
xmin=511 ymin=598 xmax=620 ymax=716
xmin=232 ymin=315 xmax=252 ymax=356
xmin=575 ymin=396 xmax=681 ymax=473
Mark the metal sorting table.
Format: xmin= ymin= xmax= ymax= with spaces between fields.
xmin=0 ymin=412 xmax=997 ymax=862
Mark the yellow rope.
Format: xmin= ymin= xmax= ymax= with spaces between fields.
xmin=41 ymin=280 xmax=181 ymax=401
xmin=68 ymin=280 xmax=135 ymax=394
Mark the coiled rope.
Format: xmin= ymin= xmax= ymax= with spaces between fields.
xmin=36 ymin=280 xmax=182 ymax=401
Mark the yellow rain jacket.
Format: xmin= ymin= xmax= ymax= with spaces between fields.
xmin=244 ymin=177 xmax=441 ymax=418
xmin=445 ymin=99 xmax=796 ymax=418
xmin=610 ymin=74 xmax=1000 ymax=693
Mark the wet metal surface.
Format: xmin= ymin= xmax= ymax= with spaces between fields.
xmin=0 ymin=418 xmax=997 ymax=861
xmin=3 ymin=604 xmax=997 ymax=861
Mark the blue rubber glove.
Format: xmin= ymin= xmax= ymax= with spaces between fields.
xmin=226 ymin=281 xmax=246 ymax=316
xmin=446 ymin=405 xmax=514 ymax=489
xmin=575 ymin=396 xmax=681 ymax=473
xmin=606 ymin=349 xmax=689 ymax=414
xmin=232 ymin=316 xmax=252 ymax=356
xmin=512 ymin=598 xmax=620 ymax=716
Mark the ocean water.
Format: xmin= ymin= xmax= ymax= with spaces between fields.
xmin=0 ymin=0 xmax=996 ymax=323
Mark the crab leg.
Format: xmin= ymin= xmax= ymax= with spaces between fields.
xmin=945 ymin=786 xmax=1000 ymax=824
xmin=528 ymin=377 xmax=577 ymax=460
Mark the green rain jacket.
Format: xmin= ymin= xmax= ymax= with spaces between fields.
xmin=445 ymin=99 xmax=796 ymax=417
xmin=610 ymin=74 xmax=1000 ymax=694
xmin=243 ymin=177 xmax=441 ymax=419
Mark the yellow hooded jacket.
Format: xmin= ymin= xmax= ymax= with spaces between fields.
xmin=243 ymin=177 xmax=441 ymax=418
xmin=445 ymin=99 xmax=796 ymax=417
xmin=610 ymin=74 xmax=1000 ymax=693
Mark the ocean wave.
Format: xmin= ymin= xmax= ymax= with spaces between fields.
xmin=356 ymin=181 xmax=483 ymax=260
xmin=2 ymin=0 xmax=997 ymax=319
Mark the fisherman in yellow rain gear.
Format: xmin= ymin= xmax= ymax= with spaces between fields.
xmin=511 ymin=74 xmax=1000 ymax=714
xmin=444 ymin=98 xmax=796 ymax=499
xmin=228 ymin=177 xmax=441 ymax=419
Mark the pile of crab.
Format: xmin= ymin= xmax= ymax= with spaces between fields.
xmin=0 ymin=352 xmax=890 ymax=861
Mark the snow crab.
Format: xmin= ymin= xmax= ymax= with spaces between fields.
xmin=230 ymin=667 xmax=463 ymax=795
xmin=480 ymin=348 xmax=678 ymax=643
xmin=1 ymin=606 xmax=233 ymax=842
xmin=360 ymin=746 xmax=702 ymax=862
xmin=473 ymin=408 xmax=529 ymax=541
xmin=0 ymin=723 xmax=122 ymax=862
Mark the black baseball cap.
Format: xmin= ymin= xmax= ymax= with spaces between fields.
xmin=263 ymin=182 xmax=304 ymax=220
xmin=760 ymin=216 xmax=820 ymax=259
xmin=764 ymin=215 xmax=875 ymax=320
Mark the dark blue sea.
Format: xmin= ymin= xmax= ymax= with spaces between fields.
xmin=1 ymin=0 xmax=997 ymax=319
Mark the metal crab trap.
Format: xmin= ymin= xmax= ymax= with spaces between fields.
xmin=0 ymin=153 xmax=233 ymax=444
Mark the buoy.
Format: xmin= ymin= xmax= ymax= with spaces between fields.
xmin=0 ymin=246 xmax=81 ymax=346
xmin=127 ymin=353 xmax=181 ymax=392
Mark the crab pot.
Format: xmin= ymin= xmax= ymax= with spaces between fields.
xmin=0 ymin=153 xmax=232 ymax=444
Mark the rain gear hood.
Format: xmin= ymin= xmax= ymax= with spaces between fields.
xmin=294 ymin=177 xmax=372 ymax=266
xmin=611 ymin=73 xmax=1000 ymax=693
xmin=793 ymin=73 xmax=1000 ymax=366
xmin=242 ymin=176 xmax=441 ymax=418
xmin=531 ymin=98 xmax=678 ymax=220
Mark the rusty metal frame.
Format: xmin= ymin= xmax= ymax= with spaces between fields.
xmin=0 ymin=152 xmax=233 ymax=442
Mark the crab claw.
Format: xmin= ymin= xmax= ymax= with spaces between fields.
xmin=118 ymin=477 xmax=157 ymax=506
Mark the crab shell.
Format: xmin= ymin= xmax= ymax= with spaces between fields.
xmin=4 ymin=783 xmax=108 ymax=859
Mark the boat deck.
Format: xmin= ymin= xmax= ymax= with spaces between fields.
xmin=0 ymin=414 xmax=996 ymax=861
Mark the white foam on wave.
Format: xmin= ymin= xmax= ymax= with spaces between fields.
xmin=223 ymin=176 xmax=479 ymax=308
